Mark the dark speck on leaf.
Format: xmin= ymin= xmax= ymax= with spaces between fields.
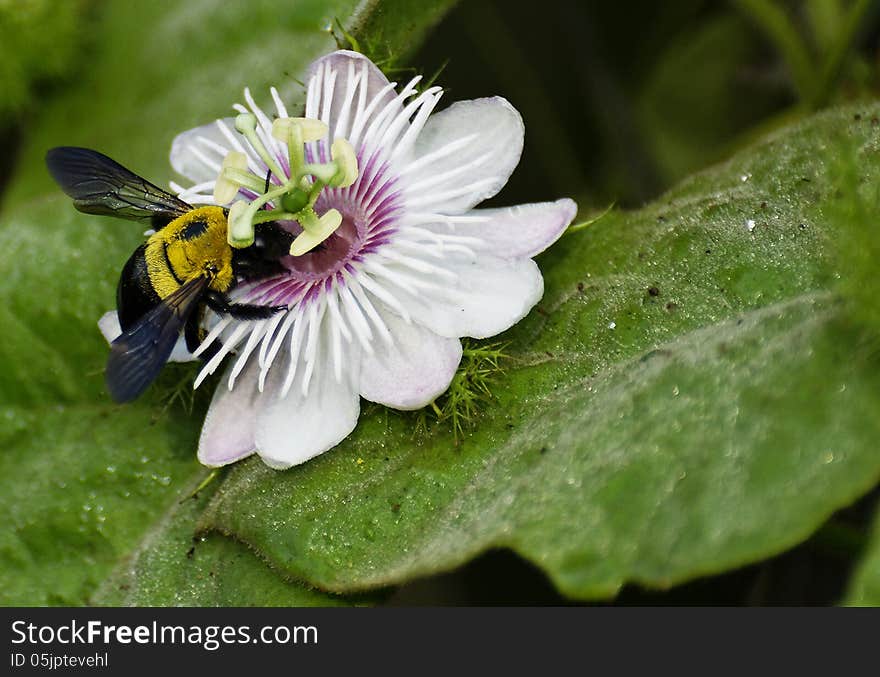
xmin=705 ymin=248 xmax=712 ymax=254
xmin=641 ymin=348 xmax=673 ymax=362
xmin=666 ymin=302 xmax=677 ymax=311
xmin=391 ymin=503 xmax=401 ymax=513
xmin=545 ymin=351 xmax=553 ymax=358
xmin=648 ymin=286 xmax=660 ymax=296
xmin=854 ymin=113 xmax=862 ymax=120
xmin=186 ymin=546 xmax=195 ymax=560
xmin=798 ymin=223 xmax=807 ymax=229
xmin=539 ymin=447 xmax=548 ymax=455
xmin=657 ymin=215 xmax=666 ymax=222
xmin=536 ymin=306 xmax=548 ymax=316
xmin=760 ymin=201 xmax=767 ymax=209
xmin=577 ymin=282 xmax=584 ymax=292
xmin=872 ymin=115 xmax=879 ymax=125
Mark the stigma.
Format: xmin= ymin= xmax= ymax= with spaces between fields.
xmin=214 ymin=113 xmax=359 ymax=256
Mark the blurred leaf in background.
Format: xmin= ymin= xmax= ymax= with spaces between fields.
xmin=0 ymin=0 xmax=90 ymax=122
xmin=414 ymin=0 xmax=880 ymax=208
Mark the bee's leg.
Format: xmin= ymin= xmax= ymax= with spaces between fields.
xmin=204 ymin=291 xmax=286 ymax=320
xmin=185 ymin=309 xmax=220 ymax=361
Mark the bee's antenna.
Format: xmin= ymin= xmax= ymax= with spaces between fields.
xmin=264 ymin=169 xmax=272 ymax=194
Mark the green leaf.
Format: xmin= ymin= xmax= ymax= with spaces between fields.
xmin=845 ymin=505 xmax=880 ymax=606
xmin=0 ymin=0 xmax=455 ymax=606
xmin=0 ymin=401 xmax=198 ymax=605
xmin=92 ymin=474 xmax=348 ymax=606
xmin=199 ymin=104 xmax=880 ymax=598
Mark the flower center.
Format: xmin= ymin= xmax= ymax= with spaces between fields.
xmin=284 ymin=210 xmax=361 ymax=280
xmin=214 ymin=113 xmax=359 ymax=256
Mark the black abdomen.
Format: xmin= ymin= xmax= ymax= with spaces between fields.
xmin=116 ymin=244 xmax=161 ymax=331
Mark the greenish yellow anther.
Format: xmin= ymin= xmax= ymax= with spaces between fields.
xmin=227 ymin=181 xmax=293 ymax=248
xmin=289 ymin=208 xmax=343 ymax=256
xmin=330 ymin=139 xmax=358 ymax=188
xmin=227 ymin=201 xmax=254 ymax=248
xmin=213 ymin=151 xmax=250 ymax=204
xmin=218 ymin=113 xmax=355 ymax=255
xmin=272 ymin=117 xmax=328 ymax=143
xmin=235 ymin=113 xmax=256 ymax=134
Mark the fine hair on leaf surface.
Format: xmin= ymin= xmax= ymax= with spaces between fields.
xmin=821 ymin=119 xmax=880 ymax=345
xmin=330 ymin=15 xmax=448 ymax=91
xmin=413 ymin=339 xmax=508 ymax=443
xmin=152 ymin=363 xmax=214 ymax=421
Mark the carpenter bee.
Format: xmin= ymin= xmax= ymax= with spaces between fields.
xmin=46 ymin=147 xmax=293 ymax=403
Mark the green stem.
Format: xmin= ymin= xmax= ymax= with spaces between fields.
xmin=733 ymin=0 xmax=816 ymax=103
xmin=565 ymin=202 xmax=615 ymax=236
xmin=810 ymin=0 xmax=872 ymax=109
xmin=237 ymin=115 xmax=286 ymax=182
xmin=180 ymin=469 xmax=220 ymax=503
xmin=306 ymin=179 xmax=326 ymax=209
xmin=252 ymin=209 xmax=298 ymax=225
xmin=805 ymin=0 xmax=844 ymax=52
xmin=287 ymin=122 xmax=305 ymax=177
xmin=224 ymin=168 xmax=266 ymax=193
xmin=301 ymin=163 xmax=338 ymax=184
xmin=245 ymin=182 xmax=293 ymax=214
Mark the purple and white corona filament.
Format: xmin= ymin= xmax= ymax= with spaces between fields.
xmin=166 ymin=50 xmax=577 ymax=469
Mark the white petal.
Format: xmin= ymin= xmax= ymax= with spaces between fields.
xmin=97 ymin=311 xmax=196 ymax=363
xmin=169 ymin=119 xmax=235 ymax=184
xmin=359 ymin=305 xmax=462 ymax=409
xmin=254 ymin=332 xmax=361 ymax=469
xmin=198 ymin=359 xmax=259 ymax=467
xmin=400 ymin=97 xmax=524 ymax=214
xmin=423 ymin=198 xmax=577 ymax=259
xmin=98 ymin=311 xmax=121 ymax=344
xmin=390 ymin=255 xmax=544 ymax=339
xmin=308 ymin=50 xmax=396 ymax=145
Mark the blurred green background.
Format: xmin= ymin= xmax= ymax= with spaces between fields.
xmin=4 ymin=1 xmax=879 ymax=210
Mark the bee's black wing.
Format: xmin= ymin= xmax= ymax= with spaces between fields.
xmin=105 ymin=276 xmax=208 ymax=402
xmin=46 ymin=146 xmax=191 ymax=229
